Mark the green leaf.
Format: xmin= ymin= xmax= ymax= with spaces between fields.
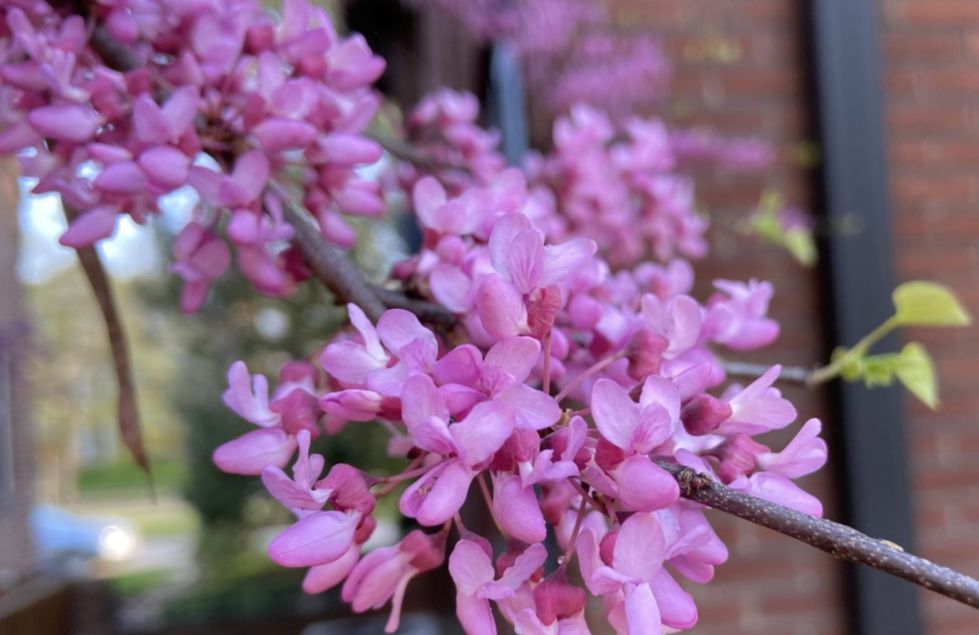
xmin=894 ymin=342 xmax=938 ymax=409
xmin=892 ymin=281 xmax=972 ymax=327
xmin=861 ymin=354 xmax=897 ymax=388
xmin=784 ymin=229 xmax=818 ymax=266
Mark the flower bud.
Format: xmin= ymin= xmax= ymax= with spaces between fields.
xmin=533 ymin=570 xmax=586 ymax=625
xmin=681 ymin=394 xmax=732 ymax=435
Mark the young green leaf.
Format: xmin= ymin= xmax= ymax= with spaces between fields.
xmin=892 ymin=281 xmax=972 ymax=327
xmin=893 ymin=342 xmax=938 ymax=410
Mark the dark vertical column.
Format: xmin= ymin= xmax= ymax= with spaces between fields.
xmin=808 ymin=2 xmax=923 ymax=634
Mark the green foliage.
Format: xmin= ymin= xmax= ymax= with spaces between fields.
xmin=892 ymin=281 xmax=972 ymax=327
xmin=893 ymin=343 xmax=938 ymax=410
xmin=746 ymin=189 xmax=817 ymax=266
xmin=813 ymin=280 xmax=966 ymax=409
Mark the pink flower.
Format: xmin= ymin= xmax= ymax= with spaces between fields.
xmin=449 ymin=539 xmax=547 ymax=634
xmin=342 ymin=529 xmax=446 ymax=633
xmin=590 ymin=377 xmax=680 ymax=511
xmin=718 ymin=365 xmax=797 ymax=435
xmin=170 ymin=222 xmax=231 ymax=313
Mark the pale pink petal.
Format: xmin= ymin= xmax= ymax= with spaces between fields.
xmin=451 ymin=401 xmax=515 ymax=466
xmin=613 ymin=512 xmax=666 ymax=581
xmin=412 ymin=177 xmax=447 ymax=229
xmin=591 ymin=379 xmax=640 ymax=451
xmin=456 ymin=591 xmax=497 ymax=635
xmin=485 ymin=336 xmax=540 ymax=383
xmin=433 ymin=344 xmax=483 ymax=387
xmin=651 ymin=569 xmax=698 ymax=630
xmin=448 ymin=539 xmax=495 ymax=595
xmin=430 ymin=264 xmax=472 ymax=313
xmin=491 ymin=474 xmax=546 ymax=544
xmin=539 ymin=237 xmax=597 ymax=287
xmin=756 ymin=418 xmax=827 ymax=478
xmin=303 ymin=544 xmax=360 ymax=594
xmin=496 ymin=383 xmax=560 ymax=431
xmin=624 ymin=583 xmax=662 ymax=635
xmin=614 ymin=456 xmax=680 ymax=513
xmin=212 ymin=428 xmax=296 ymax=475
xmin=376 ymin=309 xmax=437 ymax=363
xmin=399 ymin=460 xmax=475 ymax=526
xmin=268 ymin=510 xmax=359 ymax=567
xmin=476 ymin=276 xmax=528 ymax=340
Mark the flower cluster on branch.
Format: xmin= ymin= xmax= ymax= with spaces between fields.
xmin=16 ymin=1 xmax=976 ymax=634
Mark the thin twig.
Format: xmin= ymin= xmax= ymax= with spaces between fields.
xmin=655 ymin=459 xmax=979 ymax=609
xmin=76 ymin=246 xmax=154 ymax=495
xmin=720 ymin=360 xmax=814 ymax=385
xmin=367 ymin=133 xmax=470 ymax=174
xmin=371 ymin=285 xmax=457 ymax=327
xmin=271 ymin=182 xmax=388 ymax=321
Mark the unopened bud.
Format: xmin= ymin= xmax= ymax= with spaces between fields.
xmin=534 ymin=570 xmax=586 ymax=625
xmin=681 ymin=394 xmax=732 ymax=435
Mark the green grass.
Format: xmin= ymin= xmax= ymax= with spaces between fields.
xmin=110 ymin=568 xmax=173 ymax=598
xmin=78 ymin=458 xmax=187 ymax=496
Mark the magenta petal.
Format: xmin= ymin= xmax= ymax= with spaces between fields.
xmin=432 ymin=344 xmax=483 ymax=387
xmin=455 ymin=592 xmax=497 ymax=635
xmin=613 ymin=512 xmax=666 ymax=581
xmin=651 ymin=569 xmax=698 ymax=630
xmin=624 ymin=583 xmax=662 ymax=635
xmin=253 ymin=117 xmax=317 ymax=152
xmin=497 ymin=383 xmax=560 ymax=431
xmin=451 ymin=401 xmax=514 ymax=466
xmin=212 ymin=428 xmax=296 ymax=475
xmin=448 ymin=539 xmax=494 ymax=594
xmin=430 ymin=264 xmax=472 ymax=313
xmin=412 ymin=177 xmax=447 ymax=229
xmin=320 ymin=133 xmax=382 ymax=166
xmin=59 ymin=207 xmax=117 ymax=247
xmin=94 ymin=161 xmax=145 ymax=195
xmin=303 ymin=544 xmax=360 ymax=594
xmin=399 ymin=460 xmax=474 ymax=526
xmin=540 ymin=237 xmax=597 ymax=287
xmin=139 ymin=146 xmax=190 ymax=190
xmin=268 ymin=510 xmax=358 ymax=567
xmin=591 ymin=379 xmax=640 ymax=450
xmin=29 ymin=104 xmax=103 ymax=142
xmin=485 ymin=336 xmax=540 ymax=383
xmin=614 ymin=456 xmax=679 ymax=512
xmin=475 ymin=276 xmax=527 ymax=340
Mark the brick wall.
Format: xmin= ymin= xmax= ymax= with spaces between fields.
xmin=609 ymin=2 xmax=849 ymax=633
xmin=882 ymin=1 xmax=979 ymax=633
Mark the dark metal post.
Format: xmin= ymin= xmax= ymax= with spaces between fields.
xmin=808 ymin=2 xmax=923 ymax=634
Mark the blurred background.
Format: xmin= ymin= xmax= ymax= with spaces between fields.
xmin=2 ymin=1 xmax=979 ymax=634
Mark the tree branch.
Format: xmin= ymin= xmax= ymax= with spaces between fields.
xmin=655 ymin=459 xmax=979 ymax=609
xmin=271 ymin=183 xmax=388 ymax=321
xmin=720 ymin=359 xmax=814 ymax=384
xmin=367 ymin=133 xmax=471 ymax=175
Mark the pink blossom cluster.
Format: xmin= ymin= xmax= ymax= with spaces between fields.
xmin=2 ymin=3 xmax=830 ymax=632
xmin=0 ymin=0 xmax=385 ymax=311
xmin=669 ymin=128 xmax=776 ymax=173
xmin=214 ymin=169 xmax=826 ymax=632
xmin=413 ymin=0 xmax=669 ymax=117
xmin=399 ymin=94 xmax=707 ymax=269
